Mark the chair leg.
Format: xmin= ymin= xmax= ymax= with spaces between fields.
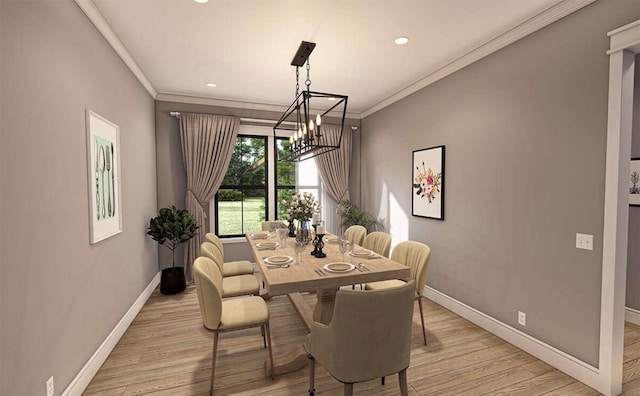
xmin=261 ymin=324 xmax=266 ymax=348
xmin=398 ymin=368 xmax=408 ymax=396
xmin=308 ymin=354 xmax=316 ymax=396
xmin=344 ymin=383 xmax=354 ymax=396
xmin=210 ymin=332 xmax=219 ymax=396
xmin=381 ymin=376 xmax=385 ymax=385
xmin=265 ymin=323 xmax=275 ymax=380
xmin=418 ymin=297 xmax=427 ymax=345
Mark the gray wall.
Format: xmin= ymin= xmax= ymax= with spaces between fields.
xmin=155 ymin=100 xmax=361 ymax=263
xmin=629 ymin=55 xmax=640 ymax=312
xmin=360 ymin=0 xmax=639 ymax=367
xmin=1 ymin=1 xmax=158 ymax=395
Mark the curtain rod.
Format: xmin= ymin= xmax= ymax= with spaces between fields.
xmin=169 ymin=112 xmax=358 ymax=130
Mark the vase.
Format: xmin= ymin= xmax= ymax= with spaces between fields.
xmin=295 ymin=219 xmax=313 ymax=244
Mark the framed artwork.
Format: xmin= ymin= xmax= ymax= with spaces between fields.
xmin=86 ymin=110 xmax=122 ymax=244
xmin=412 ymin=145 xmax=445 ymax=220
xmin=631 ymin=158 xmax=640 ymax=207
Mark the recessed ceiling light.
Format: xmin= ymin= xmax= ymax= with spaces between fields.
xmin=194 ymin=0 xmax=208 ymax=3
xmin=395 ymin=36 xmax=409 ymax=45
xmin=206 ymin=82 xmax=217 ymax=88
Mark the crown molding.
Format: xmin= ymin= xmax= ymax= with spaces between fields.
xmin=360 ymin=0 xmax=596 ymax=118
xmin=156 ymin=92 xmax=362 ymax=120
xmin=74 ymin=0 xmax=157 ymax=99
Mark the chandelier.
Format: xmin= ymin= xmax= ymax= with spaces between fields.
xmin=273 ymin=41 xmax=348 ymax=161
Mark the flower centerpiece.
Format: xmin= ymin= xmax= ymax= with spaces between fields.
xmin=284 ymin=191 xmax=320 ymax=243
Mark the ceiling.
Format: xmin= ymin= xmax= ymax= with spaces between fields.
xmin=87 ymin=0 xmax=576 ymax=117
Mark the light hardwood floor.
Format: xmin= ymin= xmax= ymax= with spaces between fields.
xmin=84 ymin=283 xmax=640 ymax=395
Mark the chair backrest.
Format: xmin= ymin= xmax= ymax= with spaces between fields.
xmin=261 ymin=221 xmax=287 ymax=231
xmin=309 ymin=280 xmax=415 ymax=383
xmin=343 ymin=225 xmax=367 ymax=246
xmin=390 ymin=241 xmax=431 ymax=298
xmin=193 ymin=256 xmax=224 ymax=330
xmin=200 ymin=242 xmax=225 ymax=273
xmin=204 ymin=233 xmax=224 ymax=255
xmin=362 ymin=231 xmax=392 ymax=258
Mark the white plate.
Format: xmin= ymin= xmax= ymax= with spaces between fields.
xmin=349 ymin=249 xmax=374 ymax=258
xmin=251 ymin=232 xmax=269 ymax=239
xmin=256 ymin=241 xmax=279 ymax=249
xmin=324 ymin=236 xmax=340 ymax=244
xmin=323 ymin=262 xmax=355 ymax=273
xmin=264 ymin=255 xmax=293 ymax=265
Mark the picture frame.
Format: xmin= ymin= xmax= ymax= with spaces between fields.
xmin=412 ymin=145 xmax=445 ymax=220
xmin=630 ymin=157 xmax=640 ymax=207
xmin=86 ymin=110 xmax=122 ymax=244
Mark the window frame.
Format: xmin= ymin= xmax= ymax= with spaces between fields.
xmin=209 ymin=124 xmax=323 ymax=241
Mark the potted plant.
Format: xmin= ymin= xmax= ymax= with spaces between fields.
xmin=147 ymin=206 xmax=199 ymax=294
xmin=337 ymin=200 xmax=381 ymax=232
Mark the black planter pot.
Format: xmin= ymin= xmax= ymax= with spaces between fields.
xmin=160 ymin=267 xmax=186 ymax=295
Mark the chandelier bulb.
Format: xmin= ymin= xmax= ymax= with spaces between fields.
xmin=316 ymin=114 xmax=321 ymax=126
xmin=309 ymin=120 xmax=314 ymax=132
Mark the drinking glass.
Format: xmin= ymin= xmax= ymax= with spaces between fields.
xmin=277 ymin=228 xmax=287 ymax=248
xmin=338 ymin=239 xmax=350 ymax=263
xmin=294 ymin=241 xmax=306 ymax=265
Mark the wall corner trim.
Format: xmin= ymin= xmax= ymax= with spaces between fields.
xmin=74 ymin=0 xmax=158 ymax=99
xmin=61 ymin=272 xmax=161 ymax=396
xmin=422 ymin=286 xmax=612 ymax=394
xmin=360 ymin=0 xmax=596 ymax=118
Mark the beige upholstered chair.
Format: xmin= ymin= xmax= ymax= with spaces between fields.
xmin=202 ymin=234 xmax=254 ymax=276
xmin=365 ymin=241 xmax=431 ymax=345
xmin=261 ymin=220 xmax=287 ymax=231
xmin=362 ymin=231 xmax=392 ymax=258
xmin=193 ymin=257 xmax=274 ymax=395
xmin=196 ymin=253 xmax=260 ymax=298
xmin=343 ymin=225 xmax=367 ymax=246
xmin=304 ymin=281 xmax=415 ymax=396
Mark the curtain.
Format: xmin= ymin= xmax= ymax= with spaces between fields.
xmin=315 ymin=123 xmax=353 ymax=210
xmin=180 ymin=113 xmax=239 ymax=282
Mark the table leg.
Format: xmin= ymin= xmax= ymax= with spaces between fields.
xmin=263 ymin=288 xmax=339 ymax=377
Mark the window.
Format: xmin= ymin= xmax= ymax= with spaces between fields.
xmin=215 ymin=136 xmax=267 ymax=237
xmin=213 ymin=125 xmax=323 ymax=238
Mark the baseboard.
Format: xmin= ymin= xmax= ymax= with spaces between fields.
xmin=62 ymin=272 xmax=161 ymax=396
xmin=626 ymin=307 xmax=640 ymax=326
xmin=423 ymin=286 xmax=607 ymax=394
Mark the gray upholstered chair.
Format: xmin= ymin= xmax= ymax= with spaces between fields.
xmin=343 ymin=225 xmax=367 ymax=246
xmin=196 ymin=253 xmax=259 ymax=298
xmin=202 ymin=235 xmax=254 ymax=276
xmin=362 ymin=231 xmax=392 ymax=258
xmin=193 ymin=257 xmax=274 ymax=395
xmin=304 ymin=281 xmax=415 ymax=396
xmin=365 ymin=241 xmax=431 ymax=345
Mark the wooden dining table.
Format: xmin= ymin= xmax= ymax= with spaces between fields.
xmin=246 ymin=231 xmax=410 ymax=377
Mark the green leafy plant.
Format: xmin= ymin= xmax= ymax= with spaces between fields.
xmin=337 ymin=200 xmax=381 ymax=232
xmin=147 ymin=206 xmax=199 ymax=269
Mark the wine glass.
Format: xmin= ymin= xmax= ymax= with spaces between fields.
xmin=294 ymin=241 xmax=306 ymax=265
xmin=338 ymin=239 xmax=350 ymax=263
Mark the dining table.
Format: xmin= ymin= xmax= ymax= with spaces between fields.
xmin=246 ymin=230 xmax=410 ymax=377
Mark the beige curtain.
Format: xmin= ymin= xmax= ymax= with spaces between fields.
xmin=180 ymin=113 xmax=239 ymax=282
xmin=314 ymin=124 xmax=352 ymax=204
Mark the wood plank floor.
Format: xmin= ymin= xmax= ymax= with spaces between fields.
xmin=84 ymin=283 xmax=640 ymax=395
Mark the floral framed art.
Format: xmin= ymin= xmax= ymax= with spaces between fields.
xmin=631 ymin=158 xmax=640 ymax=207
xmin=412 ymin=145 xmax=445 ymax=220
xmin=86 ymin=110 xmax=122 ymax=244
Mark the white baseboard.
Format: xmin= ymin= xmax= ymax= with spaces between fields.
xmin=423 ymin=286 xmax=608 ymax=394
xmin=626 ymin=307 xmax=640 ymax=326
xmin=62 ymin=272 xmax=161 ymax=396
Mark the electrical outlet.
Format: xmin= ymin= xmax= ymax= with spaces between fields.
xmin=576 ymin=233 xmax=594 ymax=250
xmin=46 ymin=376 xmax=54 ymax=396
xmin=518 ymin=311 xmax=526 ymax=326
